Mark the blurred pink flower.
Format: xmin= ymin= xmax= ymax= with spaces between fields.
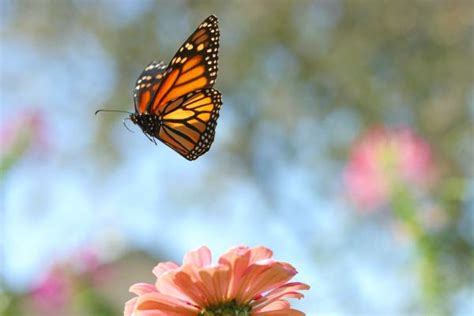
xmin=344 ymin=126 xmax=435 ymax=211
xmin=0 ymin=108 xmax=49 ymax=158
xmin=125 ymin=246 xmax=309 ymax=316
xmin=30 ymin=265 xmax=72 ymax=312
xmin=30 ymin=247 xmax=108 ymax=312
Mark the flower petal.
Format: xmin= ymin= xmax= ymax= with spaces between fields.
xmin=152 ymin=262 xmax=180 ymax=278
xmin=252 ymin=282 xmax=310 ymax=310
xmin=218 ymin=246 xmax=252 ymax=298
xmin=253 ymin=300 xmax=305 ymax=315
xmin=133 ymin=292 xmax=198 ymax=316
xmin=258 ymin=300 xmax=290 ymax=310
xmin=248 ymin=246 xmax=273 ymax=264
xmin=129 ymin=283 xmax=158 ymax=295
xmin=156 ymin=268 xmax=208 ymax=306
xmin=253 ymin=307 xmax=305 ymax=316
xmin=124 ymin=297 xmax=137 ymax=316
xmin=183 ymin=246 xmax=212 ymax=267
xmin=237 ymin=261 xmax=297 ymax=303
xmin=198 ymin=264 xmax=231 ymax=304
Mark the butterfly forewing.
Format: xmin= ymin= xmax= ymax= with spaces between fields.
xmin=157 ymin=88 xmax=222 ymax=160
xmin=134 ymin=61 xmax=167 ymax=113
xmin=148 ymin=15 xmax=219 ymax=114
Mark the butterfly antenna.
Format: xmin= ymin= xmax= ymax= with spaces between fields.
xmin=95 ymin=109 xmax=132 ymax=115
xmin=122 ymin=118 xmax=135 ymax=133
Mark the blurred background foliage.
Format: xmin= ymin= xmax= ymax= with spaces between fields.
xmin=0 ymin=0 xmax=473 ymax=315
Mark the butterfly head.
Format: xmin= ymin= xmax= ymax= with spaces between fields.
xmin=129 ymin=113 xmax=138 ymax=125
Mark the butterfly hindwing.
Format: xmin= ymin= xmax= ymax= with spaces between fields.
xmin=134 ymin=61 xmax=167 ymax=113
xmin=156 ymin=88 xmax=222 ymax=160
xmin=149 ymin=15 xmax=219 ymax=114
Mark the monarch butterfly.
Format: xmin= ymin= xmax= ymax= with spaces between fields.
xmin=98 ymin=15 xmax=222 ymax=161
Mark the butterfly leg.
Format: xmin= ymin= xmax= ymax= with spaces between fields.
xmin=144 ymin=132 xmax=157 ymax=145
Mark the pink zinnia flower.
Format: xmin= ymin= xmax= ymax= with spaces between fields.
xmin=344 ymin=126 xmax=435 ymax=211
xmin=125 ymin=246 xmax=309 ymax=316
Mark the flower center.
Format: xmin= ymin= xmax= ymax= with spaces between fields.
xmin=199 ymin=300 xmax=251 ymax=316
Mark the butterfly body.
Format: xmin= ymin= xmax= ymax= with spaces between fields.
xmin=130 ymin=112 xmax=163 ymax=140
xmin=130 ymin=15 xmax=221 ymax=161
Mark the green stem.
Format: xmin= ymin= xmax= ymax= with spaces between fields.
xmin=391 ymin=187 xmax=446 ymax=315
